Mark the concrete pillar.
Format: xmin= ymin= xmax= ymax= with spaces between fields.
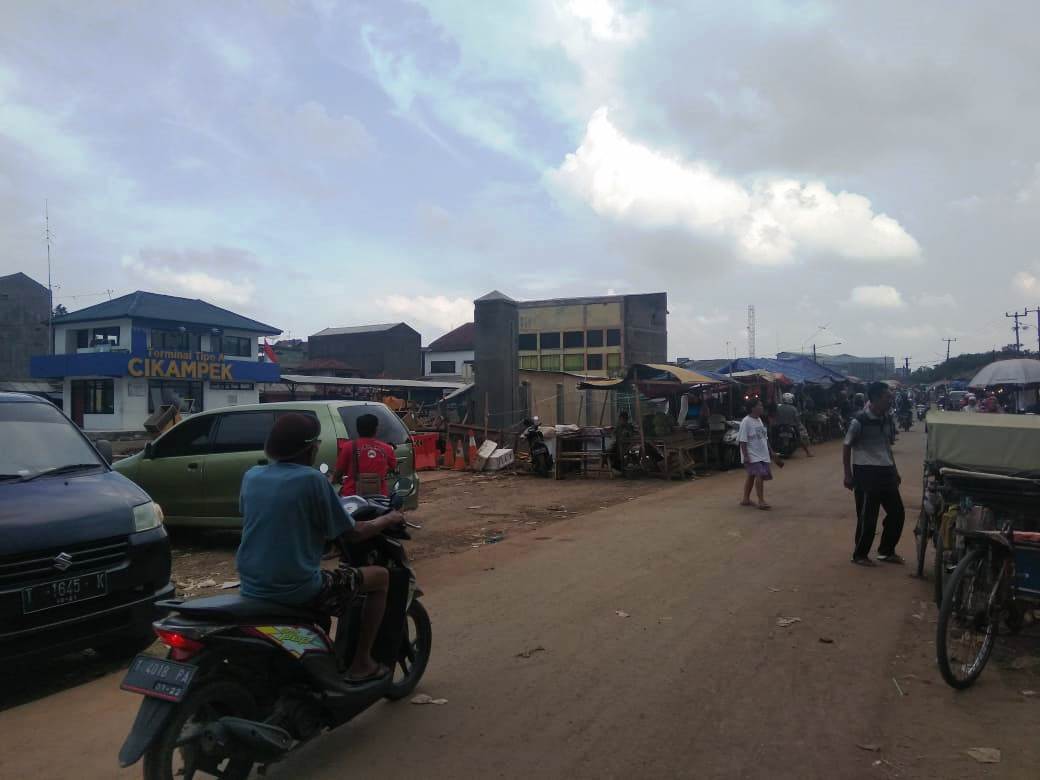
xmin=474 ymin=291 xmax=520 ymax=430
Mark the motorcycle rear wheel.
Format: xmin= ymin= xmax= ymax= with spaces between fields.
xmin=385 ymin=599 xmax=433 ymax=701
xmin=143 ymin=678 xmax=257 ymax=780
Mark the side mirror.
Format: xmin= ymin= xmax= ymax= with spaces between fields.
xmin=143 ymin=442 xmax=155 ymax=460
xmin=96 ymin=439 xmax=113 ymax=465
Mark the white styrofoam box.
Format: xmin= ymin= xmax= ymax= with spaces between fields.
xmin=485 ymin=448 xmax=515 ymax=471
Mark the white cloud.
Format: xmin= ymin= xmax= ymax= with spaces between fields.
xmin=377 ymin=294 xmax=473 ymax=336
xmin=848 ymin=285 xmax=905 ymax=308
xmin=916 ymin=292 xmax=956 ymax=307
xmin=548 ymin=108 xmax=922 ymax=265
xmin=255 ymin=101 xmax=374 ymax=161
xmin=561 ymin=0 xmax=647 ymax=43
xmin=120 ymin=254 xmax=255 ymax=306
xmin=1015 ymin=270 xmax=1039 ymax=293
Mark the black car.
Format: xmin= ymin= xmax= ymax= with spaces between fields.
xmin=0 ymin=393 xmax=173 ymax=663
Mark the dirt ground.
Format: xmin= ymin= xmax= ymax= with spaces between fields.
xmin=2 ymin=430 xmax=1039 ymax=779
xmin=167 ymin=468 xmax=674 ymax=594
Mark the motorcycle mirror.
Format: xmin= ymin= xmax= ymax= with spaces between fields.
xmin=319 ymin=463 xmax=329 ymax=474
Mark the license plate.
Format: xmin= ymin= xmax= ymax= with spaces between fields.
xmin=121 ymin=655 xmax=197 ymax=702
xmin=22 ymin=571 xmax=108 ymax=614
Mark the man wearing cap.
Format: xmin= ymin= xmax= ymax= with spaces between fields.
xmin=236 ymin=413 xmax=404 ymax=683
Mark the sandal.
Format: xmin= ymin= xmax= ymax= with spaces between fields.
xmin=757 ymin=503 xmax=771 ymax=510
xmin=739 ymin=500 xmax=753 ymax=507
xmin=346 ymin=664 xmax=390 ymax=684
xmin=851 ymin=556 xmax=876 ymax=567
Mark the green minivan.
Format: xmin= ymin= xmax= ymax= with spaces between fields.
xmin=114 ymin=401 xmax=419 ymax=528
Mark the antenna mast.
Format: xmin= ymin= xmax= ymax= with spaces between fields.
xmin=45 ymin=200 xmax=54 ymax=355
xmin=747 ymin=305 xmax=756 ymax=358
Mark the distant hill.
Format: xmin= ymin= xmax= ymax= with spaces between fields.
xmin=910 ymin=349 xmax=1026 ymax=383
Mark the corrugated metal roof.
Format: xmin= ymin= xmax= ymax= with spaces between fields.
xmin=310 ymin=323 xmax=408 ymax=337
xmin=53 ymin=290 xmax=280 ymax=334
xmin=427 ymin=322 xmax=475 ymax=351
xmin=278 ymin=374 xmax=466 ymax=390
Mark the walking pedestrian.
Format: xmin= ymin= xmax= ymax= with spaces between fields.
xmin=843 ymin=382 xmax=905 ymax=566
xmin=739 ymin=399 xmax=783 ymax=510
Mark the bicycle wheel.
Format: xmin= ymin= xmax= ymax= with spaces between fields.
xmin=914 ymin=509 xmax=929 ymax=578
xmin=932 ymin=529 xmax=945 ymax=606
xmin=936 ymin=546 xmax=1002 ymax=689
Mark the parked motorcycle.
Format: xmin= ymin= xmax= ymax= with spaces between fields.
xmin=720 ymin=420 xmax=742 ymax=468
xmin=916 ymin=404 xmax=928 ymax=422
xmin=522 ymin=417 xmax=554 ymax=477
xmin=118 ymin=491 xmax=431 ymax=779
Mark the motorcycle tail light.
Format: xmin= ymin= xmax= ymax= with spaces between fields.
xmin=155 ymin=627 xmax=205 ymax=659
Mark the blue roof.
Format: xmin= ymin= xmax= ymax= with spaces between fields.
xmin=718 ymin=356 xmax=850 ymax=385
xmin=54 ymin=290 xmax=280 ymax=334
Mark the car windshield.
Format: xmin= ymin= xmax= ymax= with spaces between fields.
xmin=0 ymin=402 xmax=103 ymax=479
xmin=338 ymin=404 xmax=411 ymax=446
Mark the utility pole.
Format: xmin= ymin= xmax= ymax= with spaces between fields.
xmin=812 ymin=344 xmax=817 ymax=363
xmin=942 ymin=337 xmax=956 ymax=363
xmin=1006 ymin=309 xmax=1027 ymax=353
xmin=747 ymin=305 xmax=756 ymax=358
xmin=1026 ymin=308 xmax=1040 ymax=354
xmin=903 ymin=356 xmax=911 ymax=378
xmin=45 ymin=200 xmax=54 ymax=355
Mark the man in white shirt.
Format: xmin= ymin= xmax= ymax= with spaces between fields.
xmin=738 ymin=398 xmax=783 ymax=510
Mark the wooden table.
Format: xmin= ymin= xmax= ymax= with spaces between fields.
xmin=646 ymin=432 xmax=711 ymax=480
xmin=553 ymin=428 xmax=613 ymax=479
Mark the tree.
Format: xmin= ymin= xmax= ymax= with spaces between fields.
xmin=52 ymin=304 xmax=68 ymax=318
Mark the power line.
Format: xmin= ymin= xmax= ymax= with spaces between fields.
xmin=1006 ymin=309 xmax=1028 ymax=352
xmin=941 ymin=337 xmax=957 ymax=362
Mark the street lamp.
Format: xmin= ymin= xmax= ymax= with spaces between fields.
xmin=812 ymin=341 xmax=842 ymax=363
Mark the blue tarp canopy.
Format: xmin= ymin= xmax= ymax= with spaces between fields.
xmin=717 ymin=356 xmax=849 ymax=385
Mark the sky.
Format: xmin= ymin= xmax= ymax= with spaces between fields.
xmin=2 ymin=1 xmax=1040 ymax=369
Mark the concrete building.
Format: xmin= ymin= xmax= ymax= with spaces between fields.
xmin=473 ymin=290 xmax=667 ymax=429
xmin=0 ymin=272 xmax=50 ymax=380
xmin=424 ymin=322 xmax=475 ymax=381
xmin=31 ymin=291 xmax=280 ymax=431
xmin=271 ymin=338 xmax=307 ymax=372
xmin=309 ymin=323 xmax=421 ymax=379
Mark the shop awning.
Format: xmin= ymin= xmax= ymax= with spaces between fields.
xmin=578 ymin=363 xmax=724 ymax=391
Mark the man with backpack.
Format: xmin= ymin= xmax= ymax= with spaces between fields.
xmin=332 ymin=413 xmax=398 ymax=497
xmin=843 ymin=382 xmax=904 ymax=566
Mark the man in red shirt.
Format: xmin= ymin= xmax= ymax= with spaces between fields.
xmin=332 ymin=413 xmax=398 ymax=497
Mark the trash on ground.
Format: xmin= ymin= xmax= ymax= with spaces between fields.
xmin=768 ymin=586 xmax=781 ymax=592
xmin=856 ymin=744 xmax=881 ymax=752
xmin=818 ymin=637 xmax=834 ymax=644
xmin=616 ymin=610 xmax=630 ymax=618
xmin=411 ymin=694 xmax=433 ymax=704
xmin=1021 ymin=689 xmax=1037 ymax=697
xmin=484 ymin=531 xmax=504 ymax=544
xmin=516 ymin=645 xmax=546 ymax=659
xmin=892 ymin=677 xmax=906 ymax=697
xmin=220 ymin=580 xmax=239 ymax=589
xmin=196 ymin=578 xmax=217 ymax=589
xmin=776 ymin=617 xmax=801 ymax=628
xmin=965 ymin=747 xmax=1001 ymax=764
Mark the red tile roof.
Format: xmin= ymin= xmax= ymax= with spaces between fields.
xmin=427 ymin=322 xmax=475 ymax=352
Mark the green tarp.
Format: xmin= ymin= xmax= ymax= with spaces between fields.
xmin=926 ymin=411 xmax=1040 ymax=478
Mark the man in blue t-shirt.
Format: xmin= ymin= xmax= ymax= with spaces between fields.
xmin=236 ymin=413 xmax=404 ymax=683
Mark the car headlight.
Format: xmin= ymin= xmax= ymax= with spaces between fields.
xmin=133 ymin=501 xmax=164 ymax=532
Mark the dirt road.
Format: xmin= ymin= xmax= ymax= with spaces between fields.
xmin=2 ymin=429 xmax=1038 ymax=778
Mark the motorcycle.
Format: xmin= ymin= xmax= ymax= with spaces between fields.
xmin=898 ymin=407 xmax=913 ymax=432
xmin=522 ymin=417 xmax=554 ymax=477
xmin=117 ymin=491 xmax=431 ymax=779
xmin=772 ymin=423 xmax=798 ymax=458
xmin=720 ymin=420 xmax=742 ymax=469
xmin=916 ymin=404 xmax=928 ymax=422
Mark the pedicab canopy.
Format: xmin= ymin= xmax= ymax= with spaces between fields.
xmin=926 ymin=410 xmax=1040 ymax=479
xmin=577 ymin=363 xmax=724 ymax=393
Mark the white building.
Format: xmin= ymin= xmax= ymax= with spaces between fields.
xmin=423 ymin=322 xmax=475 ymax=381
xmin=31 ymin=291 xmax=281 ymax=431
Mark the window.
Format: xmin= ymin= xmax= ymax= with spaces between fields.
xmin=211 ymin=411 xmax=277 ymax=454
xmin=152 ymin=330 xmax=200 ymax=352
xmin=563 ymin=354 xmax=584 ymax=372
xmin=539 ymin=332 xmax=561 ymax=350
xmin=210 ymin=382 xmax=255 ymax=391
xmin=540 ymin=354 xmax=561 ymax=371
xmin=607 ymin=353 xmax=622 ymax=372
xmin=153 ymin=415 xmax=216 ymax=459
xmin=74 ymin=329 xmax=90 ymax=349
xmin=606 ymin=328 xmax=621 ymax=347
xmin=213 ymin=335 xmax=253 ymax=357
xmin=563 ymin=331 xmax=584 ymax=348
xmin=338 ymin=405 xmax=410 ymax=446
xmin=520 ymin=355 xmax=539 ymax=369
xmin=73 ymin=379 xmax=114 ymax=414
xmin=0 ymin=401 xmax=102 ymax=475
xmin=430 ymin=360 xmax=457 ymax=374
xmin=586 ymin=329 xmax=604 ymax=347
xmin=91 ymin=326 xmax=120 ymax=346
xmin=148 ymin=380 xmax=204 ymax=413
xmin=586 ymin=354 xmax=604 ymax=371
xmin=518 ymin=333 xmax=538 ymax=351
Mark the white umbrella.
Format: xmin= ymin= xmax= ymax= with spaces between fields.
xmin=969 ymin=358 xmax=1040 ymax=387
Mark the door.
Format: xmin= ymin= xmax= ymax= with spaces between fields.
xmin=201 ymin=410 xmax=279 ymax=520
xmin=136 ymin=414 xmax=215 ymax=521
xmin=70 ymin=381 xmax=86 ymax=428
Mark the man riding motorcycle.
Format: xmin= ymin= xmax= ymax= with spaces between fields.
xmin=235 ymin=413 xmax=405 ymax=684
xmin=774 ymin=393 xmax=813 ymax=457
